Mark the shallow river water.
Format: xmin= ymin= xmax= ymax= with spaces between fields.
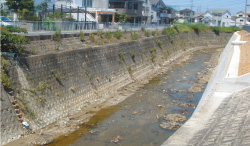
xmin=50 ymin=48 xmax=219 ymax=146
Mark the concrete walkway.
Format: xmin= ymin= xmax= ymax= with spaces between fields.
xmin=187 ymin=87 xmax=250 ymax=146
xmin=162 ymin=31 xmax=250 ymax=146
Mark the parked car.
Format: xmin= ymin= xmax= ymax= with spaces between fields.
xmin=0 ymin=16 xmax=17 ymax=27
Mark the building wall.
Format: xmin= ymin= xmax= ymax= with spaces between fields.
xmin=93 ymin=0 xmax=108 ymax=9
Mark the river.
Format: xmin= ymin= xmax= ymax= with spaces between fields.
xmin=48 ymin=47 xmax=221 ymax=146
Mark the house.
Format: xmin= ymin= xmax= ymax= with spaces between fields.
xmin=176 ymin=8 xmax=194 ymax=23
xmin=202 ymin=9 xmax=231 ymax=27
xmin=231 ymin=16 xmax=237 ymax=27
xmin=149 ymin=0 xmax=158 ymax=23
xmin=236 ymin=11 xmax=250 ymax=27
xmin=150 ymin=0 xmax=176 ymax=24
xmin=109 ymin=0 xmax=144 ymax=23
xmin=194 ymin=12 xmax=203 ymax=23
xmin=34 ymin=0 xmax=116 ymax=22
xmin=142 ymin=0 xmax=152 ymax=24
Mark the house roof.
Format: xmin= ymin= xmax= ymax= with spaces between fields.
xmin=208 ymin=9 xmax=229 ymax=14
xmin=237 ymin=11 xmax=250 ymax=14
xmin=194 ymin=12 xmax=204 ymax=17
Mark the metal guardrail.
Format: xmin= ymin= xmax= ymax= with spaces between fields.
xmin=11 ymin=21 xmax=171 ymax=32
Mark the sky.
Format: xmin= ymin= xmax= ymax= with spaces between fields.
xmin=163 ymin=0 xmax=247 ymax=16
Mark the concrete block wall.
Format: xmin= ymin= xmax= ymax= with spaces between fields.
xmin=1 ymin=86 xmax=23 ymax=145
xmin=2 ymin=32 xmax=232 ymax=144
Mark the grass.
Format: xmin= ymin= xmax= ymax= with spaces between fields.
xmin=114 ymin=30 xmax=123 ymax=39
xmin=89 ymin=33 xmax=95 ymax=42
xmin=130 ymin=51 xmax=136 ymax=62
xmin=162 ymin=27 xmax=177 ymax=35
xmin=152 ymin=31 xmax=156 ymax=37
xmin=51 ymin=29 xmax=61 ymax=42
xmin=174 ymin=25 xmax=192 ymax=33
xmin=79 ymin=30 xmax=85 ymax=42
xmin=97 ymin=31 xmax=103 ymax=37
xmin=156 ymin=39 xmax=162 ymax=49
xmin=130 ymin=32 xmax=139 ymax=40
xmin=144 ymin=30 xmax=150 ymax=37
xmin=104 ymin=31 xmax=112 ymax=40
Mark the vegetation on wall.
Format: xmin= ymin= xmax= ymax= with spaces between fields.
xmin=51 ymin=29 xmax=62 ymax=42
xmin=1 ymin=26 xmax=29 ymax=53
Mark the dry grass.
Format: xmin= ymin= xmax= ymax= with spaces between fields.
xmin=238 ymin=31 xmax=250 ymax=76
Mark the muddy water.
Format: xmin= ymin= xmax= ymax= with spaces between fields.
xmin=51 ymin=48 xmax=218 ymax=146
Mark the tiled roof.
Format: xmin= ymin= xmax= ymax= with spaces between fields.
xmin=209 ymin=9 xmax=228 ymax=14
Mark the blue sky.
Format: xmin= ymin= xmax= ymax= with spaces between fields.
xmin=163 ymin=0 xmax=247 ymax=16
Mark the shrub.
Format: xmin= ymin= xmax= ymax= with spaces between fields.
xmin=141 ymin=26 xmax=145 ymax=31
xmin=130 ymin=51 xmax=135 ymax=61
xmin=144 ymin=30 xmax=150 ymax=37
xmin=31 ymin=47 xmax=38 ymax=55
xmin=114 ymin=30 xmax=123 ymax=39
xmin=162 ymin=27 xmax=177 ymax=35
xmin=220 ymin=27 xmax=241 ymax=33
xmin=79 ymin=30 xmax=85 ymax=41
xmin=1 ymin=73 xmax=11 ymax=89
xmin=174 ymin=25 xmax=192 ymax=33
xmin=211 ymin=27 xmax=220 ymax=35
xmin=51 ymin=29 xmax=61 ymax=42
xmin=130 ymin=32 xmax=139 ymax=40
xmin=190 ymin=25 xmax=210 ymax=34
xmin=1 ymin=26 xmax=29 ymax=53
xmin=156 ymin=39 xmax=162 ymax=49
xmin=104 ymin=31 xmax=112 ymax=40
xmin=89 ymin=33 xmax=95 ymax=42
xmin=152 ymin=31 xmax=156 ymax=37
xmin=97 ymin=30 xmax=103 ymax=37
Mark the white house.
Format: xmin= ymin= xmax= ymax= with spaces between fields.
xmin=236 ymin=11 xmax=250 ymax=27
xmin=202 ymin=9 xmax=231 ymax=27
xmin=34 ymin=0 xmax=115 ymax=22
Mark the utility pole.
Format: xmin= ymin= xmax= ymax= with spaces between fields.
xmin=190 ymin=0 xmax=193 ymax=23
xmin=85 ymin=0 xmax=87 ymax=29
xmin=245 ymin=0 xmax=249 ymax=25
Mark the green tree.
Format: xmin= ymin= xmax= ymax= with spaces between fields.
xmin=6 ymin=0 xmax=35 ymax=13
xmin=1 ymin=5 xmax=8 ymax=16
xmin=5 ymin=0 xmax=37 ymax=20
xmin=119 ymin=12 xmax=127 ymax=23
xmin=36 ymin=1 xmax=48 ymax=20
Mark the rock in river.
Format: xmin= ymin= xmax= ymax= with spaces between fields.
xmin=163 ymin=114 xmax=187 ymax=122
xmin=160 ymin=121 xmax=182 ymax=130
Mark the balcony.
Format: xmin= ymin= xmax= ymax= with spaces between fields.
xmin=160 ymin=13 xmax=175 ymax=18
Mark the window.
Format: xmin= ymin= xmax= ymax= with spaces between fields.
xmin=128 ymin=2 xmax=133 ymax=9
xmin=109 ymin=2 xmax=125 ymax=8
xmin=134 ymin=3 xmax=138 ymax=10
xmin=240 ymin=19 xmax=244 ymax=22
xmin=82 ymin=0 xmax=92 ymax=7
xmin=239 ymin=14 xmax=243 ymax=17
xmin=248 ymin=15 xmax=250 ymax=17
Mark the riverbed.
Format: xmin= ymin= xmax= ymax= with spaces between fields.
xmin=44 ymin=47 xmax=222 ymax=146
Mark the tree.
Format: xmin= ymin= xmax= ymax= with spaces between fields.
xmin=119 ymin=12 xmax=127 ymax=23
xmin=6 ymin=0 xmax=35 ymax=13
xmin=5 ymin=0 xmax=38 ymax=20
xmin=36 ymin=1 xmax=48 ymax=20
